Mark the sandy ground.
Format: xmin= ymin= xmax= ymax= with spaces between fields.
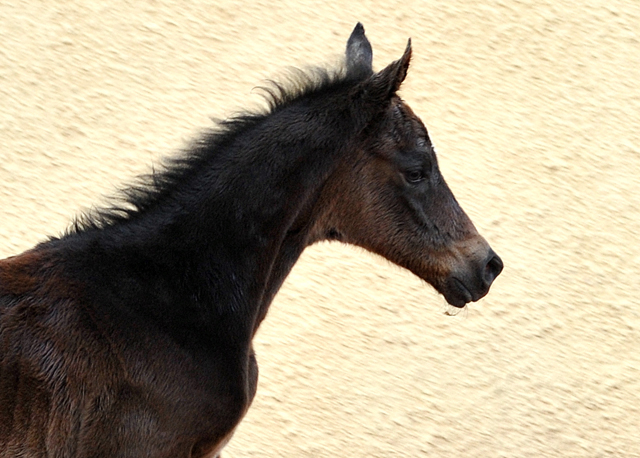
xmin=1 ymin=1 xmax=639 ymax=456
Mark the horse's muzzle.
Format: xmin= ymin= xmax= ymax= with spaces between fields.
xmin=443 ymin=249 xmax=503 ymax=307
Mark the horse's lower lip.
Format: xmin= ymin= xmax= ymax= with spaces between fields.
xmin=448 ymin=278 xmax=472 ymax=307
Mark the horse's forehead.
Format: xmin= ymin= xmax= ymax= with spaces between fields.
xmin=389 ymin=100 xmax=428 ymax=144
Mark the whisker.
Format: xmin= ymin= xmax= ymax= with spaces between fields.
xmin=442 ymin=298 xmax=468 ymax=318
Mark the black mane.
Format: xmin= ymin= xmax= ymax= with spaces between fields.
xmin=67 ymin=64 xmax=359 ymax=235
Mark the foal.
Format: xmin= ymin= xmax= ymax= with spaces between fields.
xmin=0 ymin=23 xmax=502 ymax=457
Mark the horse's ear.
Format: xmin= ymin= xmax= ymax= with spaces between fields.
xmin=363 ymin=39 xmax=412 ymax=103
xmin=346 ymin=22 xmax=373 ymax=78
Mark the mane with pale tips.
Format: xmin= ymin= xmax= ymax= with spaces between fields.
xmin=65 ymin=63 xmax=364 ymax=236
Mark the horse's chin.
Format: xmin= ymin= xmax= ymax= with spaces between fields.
xmin=413 ymin=270 xmax=472 ymax=308
xmin=440 ymin=277 xmax=474 ymax=308
xmin=443 ymin=296 xmax=469 ymax=309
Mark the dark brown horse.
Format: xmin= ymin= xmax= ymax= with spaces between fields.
xmin=0 ymin=24 xmax=502 ymax=457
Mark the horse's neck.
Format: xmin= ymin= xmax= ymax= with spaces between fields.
xmin=70 ymin=113 xmax=347 ymax=342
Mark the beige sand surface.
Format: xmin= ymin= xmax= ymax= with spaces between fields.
xmin=1 ymin=1 xmax=639 ymax=456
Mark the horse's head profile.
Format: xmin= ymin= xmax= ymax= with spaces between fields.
xmin=314 ymin=23 xmax=502 ymax=307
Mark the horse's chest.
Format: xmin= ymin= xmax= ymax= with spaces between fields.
xmin=96 ymin=336 xmax=254 ymax=455
xmin=1 ymin=294 xmax=254 ymax=458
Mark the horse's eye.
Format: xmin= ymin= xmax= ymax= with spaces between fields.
xmin=405 ymin=169 xmax=425 ymax=184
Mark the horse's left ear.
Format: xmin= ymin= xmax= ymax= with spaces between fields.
xmin=346 ymin=22 xmax=374 ymax=78
xmin=364 ymin=39 xmax=412 ymax=102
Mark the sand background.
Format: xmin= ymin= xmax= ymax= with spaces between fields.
xmin=1 ymin=1 xmax=639 ymax=456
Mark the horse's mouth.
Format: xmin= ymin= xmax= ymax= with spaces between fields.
xmin=444 ymin=277 xmax=474 ymax=308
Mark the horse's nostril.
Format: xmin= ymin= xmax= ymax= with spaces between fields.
xmin=483 ymin=251 xmax=504 ymax=286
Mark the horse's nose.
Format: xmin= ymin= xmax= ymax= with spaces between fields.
xmin=482 ymin=249 xmax=503 ymax=288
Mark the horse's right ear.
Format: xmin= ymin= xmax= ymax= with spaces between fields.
xmin=346 ymin=22 xmax=373 ymax=78
xmin=364 ymin=39 xmax=412 ymax=103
